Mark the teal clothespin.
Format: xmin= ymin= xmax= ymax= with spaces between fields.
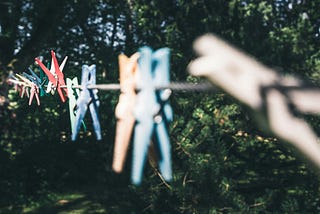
xmin=66 ymin=77 xmax=86 ymax=136
xmin=40 ymin=65 xmax=49 ymax=96
xmin=131 ymin=46 xmax=173 ymax=185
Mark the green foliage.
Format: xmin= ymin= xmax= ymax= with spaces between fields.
xmin=0 ymin=0 xmax=320 ymax=213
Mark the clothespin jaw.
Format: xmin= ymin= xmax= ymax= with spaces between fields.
xmin=16 ymin=77 xmax=30 ymax=98
xmin=118 ymin=53 xmax=139 ymax=90
xmin=131 ymin=46 xmax=173 ymax=185
xmin=35 ymin=51 xmax=68 ymax=102
xmin=112 ymin=53 xmax=139 ymax=173
xmin=71 ymin=65 xmax=101 ymax=141
xmin=21 ymin=85 xmax=30 ymax=98
xmin=152 ymin=47 xmax=173 ymax=122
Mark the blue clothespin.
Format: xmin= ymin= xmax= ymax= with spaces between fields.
xmin=71 ymin=65 xmax=101 ymax=141
xmin=131 ymin=46 xmax=173 ymax=185
xmin=22 ymin=71 xmax=36 ymax=84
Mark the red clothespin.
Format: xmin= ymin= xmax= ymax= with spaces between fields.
xmin=35 ymin=51 xmax=68 ymax=102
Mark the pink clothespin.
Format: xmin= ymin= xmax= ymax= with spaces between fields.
xmin=112 ymin=53 xmax=139 ymax=173
xmin=7 ymin=78 xmax=28 ymax=97
xmin=29 ymin=83 xmax=40 ymax=105
xmin=15 ymin=74 xmax=40 ymax=105
xmin=20 ymin=84 xmax=30 ymax=98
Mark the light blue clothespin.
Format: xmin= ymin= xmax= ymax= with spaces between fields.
xmin=66 ymin=77 xmax=87 ymax=136
xmin=132 ymin=46 xmax=173 ymax=185
xmin=22 ymin=71 xmax=37 ymax=84
xmin=71 ymin=65 xmax=101 ymax=141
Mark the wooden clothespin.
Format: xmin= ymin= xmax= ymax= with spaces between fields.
xmin=188 ymin=33 xmax=320 ymax=171
xmin=112 ymin=53 xmax=139 ymax=173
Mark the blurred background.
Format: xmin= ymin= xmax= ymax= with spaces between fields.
xmin=0 ymin=0 xmax=320 ymax=213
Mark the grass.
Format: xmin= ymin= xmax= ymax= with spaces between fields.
xmin=0 ymin=191 xmax=107 ymax=214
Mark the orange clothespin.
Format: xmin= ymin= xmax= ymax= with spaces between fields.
xmin=112 ymin=53 xmax=139 ymax=173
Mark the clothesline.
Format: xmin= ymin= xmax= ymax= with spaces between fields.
xmin=59 ymin=81 xmax=217 ymax=92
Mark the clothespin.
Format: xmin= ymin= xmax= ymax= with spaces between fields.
xmin=29 ymin=84 xmax=40 ymax=106
xmin=71 ymin=65 xmax=101 ymax=141
xmin=7 ymin=73 xmax=20 ymax=92
xmin=16 ymin=74 xmax=40 ymax=105
xmin=35 ymin=51 xmax=68 ymax=102
xmin=66 ymin=77 xmax=87 ymax=136
xmin=40 ymin=65 xmax=49 ymax=95
xmin=7 ymin=77 xmax=29 ymax=97
xmin=22 ymin=70 xmax=43 ymax=96
xmin=112 ymin=53 xmax=139 ymax=173
xmin=22 ymin=71 xmax=37 ymax=98
xmin=20 ymin=83 xmax=30 ymax=98
xmin=131 ymin=46 xmax=173 ymax=185
xmin=8 ymin=73 xmax=31 ymax=98
xmin=46 ymin=58 xmax=55 ymax=94
xmin=19 ymin=81 xmax=30 ymax=98
xmin=45 ymin=57 xmax=67 ymax=94
xmin=27 ymin=68 xmax=46 ymax=96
